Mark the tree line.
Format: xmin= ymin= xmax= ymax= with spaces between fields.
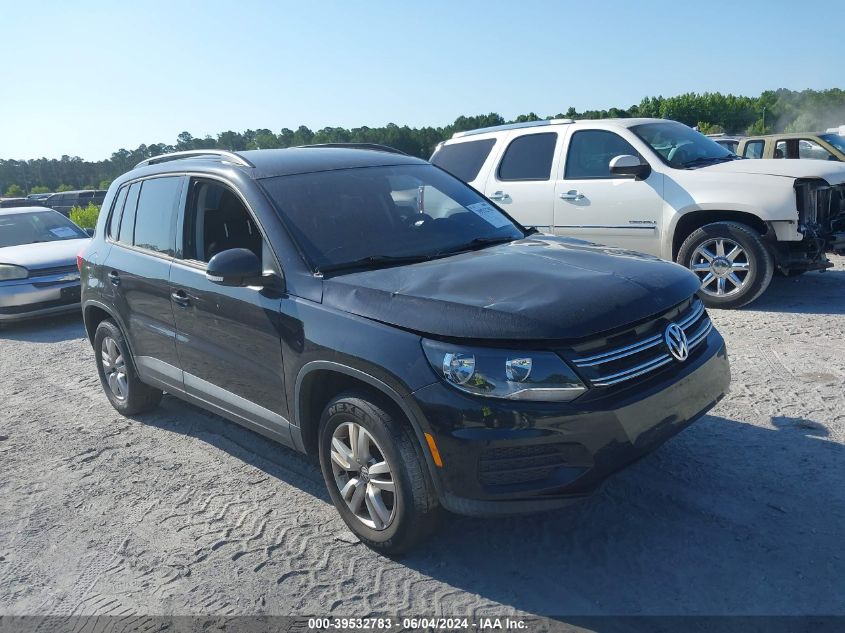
xmin=3 ymin=87 xmax=845 ymax=197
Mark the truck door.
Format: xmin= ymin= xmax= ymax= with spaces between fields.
xmin=481 ymin=131 xmax=561 ymax=232
xmin=553 ymin=128 xmax=664 ymax=256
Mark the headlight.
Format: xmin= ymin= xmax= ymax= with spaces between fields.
xmin=422 ymin=339 xmax=586 ymax=402
xmin=0 ymin=264 xmax=28 ymax=281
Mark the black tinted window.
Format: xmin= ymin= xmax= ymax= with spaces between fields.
xmin=117 ymin=182 xmax=141 ymax=245
xmin=431 ymin=139 xmax=496 ymax=183
xmin=261 ymin=164 xmax=522 ymax=271
xmin=498 ymin=133 xmax=557 ymax=181
xmin=133 ymin=177 xmax=181 ymax=255
xmin=565 ymin=130 xmax=641 ymax=179
xmin=108 ymin=186 xmax=128 ymax=239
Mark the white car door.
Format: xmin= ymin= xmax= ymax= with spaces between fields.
xmin=553 ymin=128 xmax=664 ymax=255
xmin=481 ymin=130 xmax=562 ymax=232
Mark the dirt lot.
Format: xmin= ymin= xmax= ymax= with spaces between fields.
xmin=1 ymin=257 xmax=844 ymax=619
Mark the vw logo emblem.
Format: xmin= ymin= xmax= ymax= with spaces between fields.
xmin=664 ymin=323 xmax=689 ymax=362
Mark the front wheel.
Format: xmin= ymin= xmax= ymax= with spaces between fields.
xmin=677 ymin=221 xmax=774 ymax=309
xmin=318 ymin=392 xmax=441 ymax=555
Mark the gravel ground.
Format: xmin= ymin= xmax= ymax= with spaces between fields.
xmin=1 ymin=256 xmax=843 ymax=619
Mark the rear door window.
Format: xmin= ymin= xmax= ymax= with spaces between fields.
xmin=431 ymin=139 xmax=496 ymax=183
xmin=132 ymin=177 xmax=182 ymax=255
xmin=497 ymin=133 xmax=557 ymax=181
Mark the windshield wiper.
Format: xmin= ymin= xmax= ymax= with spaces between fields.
xmin=435 ymin=235 xmax=518 ymax=256
xmin=682 ymin=155 xmax=739 ymax=168
xmin=316 ymin=253 xmax=433 ymax=274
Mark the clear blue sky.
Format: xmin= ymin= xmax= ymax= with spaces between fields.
xmin=2 ymin=0 xmax=843 ymax=160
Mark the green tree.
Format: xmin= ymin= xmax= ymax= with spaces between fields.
xmin=99 ymin=179 xmax=112 ymax=189
xmin=69 ymin=203 xmax=100 ymax=229
xmin=30 ymin=185 xmax=50 ymax=194
xmin=57 ymin=184 xmax=74 ymax=192
xmin=4 ymin=184 xmax=23 ymax=197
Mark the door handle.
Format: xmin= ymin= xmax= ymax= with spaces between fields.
xmin=108 ymin=270 xmax=120 ymax=286
xmin=171 ymin=289 xmax=190 ymax=307
xmin=488 ymin=190 xmax=509 ymax=201
xmin=559 ymin=190 xmax=585 ymax=201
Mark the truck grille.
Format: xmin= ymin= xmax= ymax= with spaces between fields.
xmin=796 ymin=181 xmax=845 ymax=232
xmin=570 ymin=299 xmax=711 ymax=388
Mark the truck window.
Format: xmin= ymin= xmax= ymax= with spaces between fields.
xmin=743 ymin=141 xmax=765 ymax=159
xmin=431 ymin=139 xmax=496 ymax=183
xmin=497 ymin=133 xmax=557 ymax=181
xmin=565 ymin=130 xmax=641 ymax=179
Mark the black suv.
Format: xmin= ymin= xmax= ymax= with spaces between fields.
xmin=80 ymin=147 xmax=730 ymax=553
xmin=44 ymin=189 xmax=107 ymax=216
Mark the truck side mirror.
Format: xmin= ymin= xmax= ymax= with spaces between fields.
xmin=609 ymin=155 xmax=651 ymax=180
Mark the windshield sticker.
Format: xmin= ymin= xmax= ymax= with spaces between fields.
xmin=466 ymin=202 xmax=512 ymax=228
xmin=49 ymin=226 xmax=78 ymax=238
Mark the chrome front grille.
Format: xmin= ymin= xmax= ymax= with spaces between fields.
xmin=571 ymin=299 xmax=712 ymax=388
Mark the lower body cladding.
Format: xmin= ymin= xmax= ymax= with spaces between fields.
xmin=409 ymin=329 xmax=729 ymax=516
xmin=0 ymin=277 xmax=81 ymax=322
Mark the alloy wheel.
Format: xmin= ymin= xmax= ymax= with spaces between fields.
xmin=101 ymin=336 xmax=128 ymax=401
xmin=690 ymin=237 xmax=751 ymax=297
xmin=330 ymin=422 xmax=396 ymax=530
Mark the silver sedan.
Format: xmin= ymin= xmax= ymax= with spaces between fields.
xmin=0 ymin=207 xmax=90 ymax=323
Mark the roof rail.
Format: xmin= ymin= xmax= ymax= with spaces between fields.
xmin=452 ymin=118 xmax=574 ymax=139
xmin=134 ymin=150 xmax=255 ymax=169
xmin=299 ymin=143 xmax=408 ymax=156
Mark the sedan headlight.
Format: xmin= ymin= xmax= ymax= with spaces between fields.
xmin=0 ymin=264 xmax=29 ymax=281
xmin=422 ymin=339 xmax=586 ymax=402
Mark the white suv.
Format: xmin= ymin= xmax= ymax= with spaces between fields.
xmin=431 ymin=118 xmax=845 ymax=309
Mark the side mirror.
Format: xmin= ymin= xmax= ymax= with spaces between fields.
xmin=206 ymin=248 xmax=264 ymax=287
xmin=609 ymin=154 xmax=651 ymax=180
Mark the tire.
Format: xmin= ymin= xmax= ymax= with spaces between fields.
xmin=318 ymin=391 xmax=441 ymax=555
xmin=93 ymin=319 xmax=162 ymax=415
xmin=676 ymin=221 xmax=774 ymax=309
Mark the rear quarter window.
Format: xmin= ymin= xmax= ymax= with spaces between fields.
xmin=431 ymin=138 xmax=496 ymax=183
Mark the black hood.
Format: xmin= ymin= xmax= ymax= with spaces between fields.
xmin=321 ymin=236 xmax=701 ymax=341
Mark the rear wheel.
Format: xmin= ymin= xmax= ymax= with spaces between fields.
xmin=94 ymin=319 xmax=162 ymax=415
xmin=677 ymin=221 xmax=773 ymax=309
xmin=318 ymin=392 xmax=441 ymax=555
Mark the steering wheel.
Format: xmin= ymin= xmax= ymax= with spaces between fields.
xmin=401 ymin=213 xmax=433 ymax=228
xmin=667 ymin=141 xmax=693 ymax=166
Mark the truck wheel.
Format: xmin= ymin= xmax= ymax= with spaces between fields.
xmin=94 ymin=319 xmax=163 ymax=415
xmin=318 ymin=392 xmax=441 ymax=556
xmin=677 ymin=222 xmax=774 ymax=309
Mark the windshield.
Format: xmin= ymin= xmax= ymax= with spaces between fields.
xmin=0 ymin=210 xmax=88 ymax=248
xmin=819 ymin=133 xmax=845 ymax=154
xmin=632 ymin=121 xmax=736 ymax=169
xmin=260 ymin=164 xmax=524 ymax=272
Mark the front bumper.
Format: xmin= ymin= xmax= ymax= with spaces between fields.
xmin=410 ymin=328 xmax=730 ymax=516
xmin=0 ymin=275 xmax=81 ymax=322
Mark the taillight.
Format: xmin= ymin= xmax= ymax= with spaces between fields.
xmin=77 ymin=254 xmax=83 ymax=272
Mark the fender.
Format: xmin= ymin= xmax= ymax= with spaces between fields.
xmin=292 ymin=360 xmax=443 ymax=496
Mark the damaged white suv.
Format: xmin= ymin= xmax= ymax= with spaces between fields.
xmin=432 ymin=118 xmax=845 ymax=309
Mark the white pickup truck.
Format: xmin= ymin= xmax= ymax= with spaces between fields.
xmin=431 ymin=118 xmax=845 ymax=308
